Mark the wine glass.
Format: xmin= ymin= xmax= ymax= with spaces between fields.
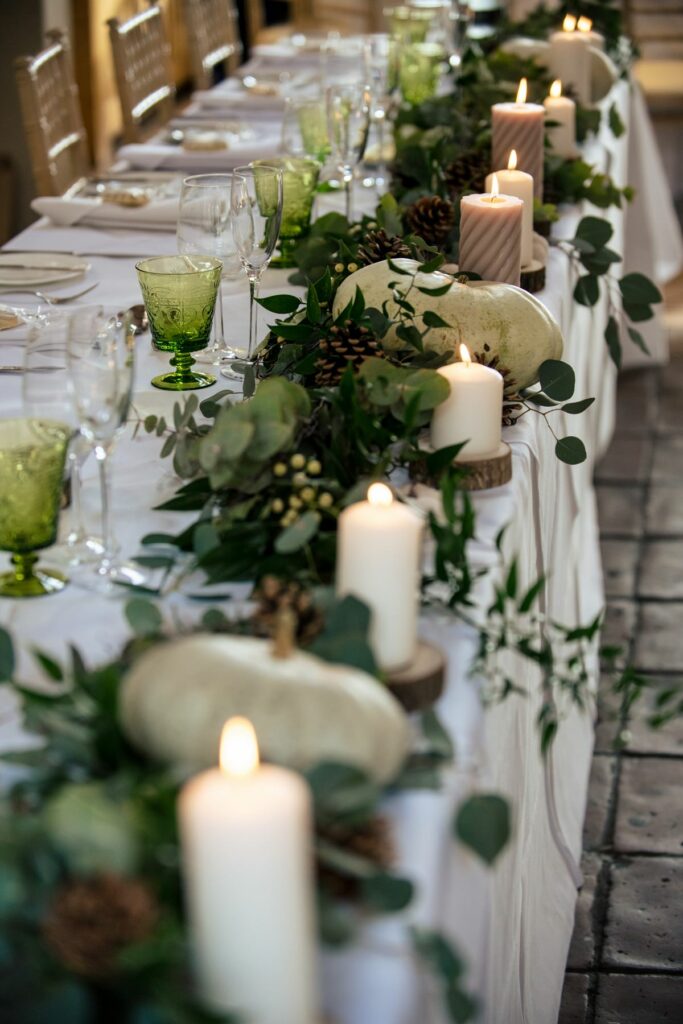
xmin=222 ymin=164 xmax=283 ymax=383
xmin=23 ymin=314 xmax=103 ymax=565
xmin=362 ymin=35 xmax=398 ymax=190
xmin=67 ymin=309 xmax=144 ymax=591
xmin=177 ymin=173 xmax=245 ymax=365
xmin=135 ymin=255 xmax=223 ymax=391
xmin=0 ymin=417 xmax=71 ymax=598
xmin=325 ymin=83 xmax=372 ymax=222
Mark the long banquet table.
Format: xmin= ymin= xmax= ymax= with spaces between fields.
xmin=1 ymin=42 xmax=682 ymax=1024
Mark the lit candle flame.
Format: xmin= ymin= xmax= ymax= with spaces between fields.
xmin=220 ymin=717 xmax=259 ymax=777
xmin=507 ymin=149 xmax=517 ymax=171
xmin=368 ymin=482 xmax=393 ymax=508
xmin=459 ymin=343 xmax=471 ymax=367
xmin=577 ymin=15 xmax=592 ymax=33
xmin=516 ymin=77 xmax=528 ymax=104
xmin=490 ymin=173 xmax=500 ymax=197
xmin=563 ymin=13 xmax=577 ymax=31
xmin=550 ymin=79 xmax=562 ymax=99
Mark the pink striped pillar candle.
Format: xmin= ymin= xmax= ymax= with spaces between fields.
xmin=491 ymin=78 xmax=545 ymax=200
xmin=458 ymin=176 xmax=523 ymax=286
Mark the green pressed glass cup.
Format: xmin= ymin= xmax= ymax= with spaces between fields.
xmin=0 ymin=418 xmax=71 ymax=598
xmin=135 ymin=255 xmax=223 ymax=390
xmin=385 ymin=4 xmax=434 ymax=43
xmin=400 ymin=42 xmax=442 ymax=105
xmin=252 ymin=158 xmax=320 ymax=269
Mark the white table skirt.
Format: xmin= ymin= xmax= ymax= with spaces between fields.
xmin=0 ymin=58 xmax=681 ymax=1024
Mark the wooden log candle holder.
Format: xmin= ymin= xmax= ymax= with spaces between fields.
xmin=386 ymin=640 xmax=446 ymax=712
xmin=520 ymin=232 xmax=548 ymax=295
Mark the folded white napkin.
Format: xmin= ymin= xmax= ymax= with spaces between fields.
xmin=31 ymin=195 xmax=180 ymax=232
xmin=117 ymin=133 xmax=280 ymax=172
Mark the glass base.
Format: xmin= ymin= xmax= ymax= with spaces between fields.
xmin=220 ymin=359 xmax=257 ymax=381
xmin=0 ymin=565 xmax=67 ymax=598
xmin=152 ymin=369 xmax=216 ymax=391
xmin=56 ymin=533 xmax=106 ymax=568
xmin=73 ymin=558 xmax=149 ymax=595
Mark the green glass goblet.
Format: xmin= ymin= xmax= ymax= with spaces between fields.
xmin=0 ymin=418 xmax=71 ymax=598
xmin=135 ymin=255 xmax=223 ymax=390
xmin=254 ymin=157 xmax=320 ymax=269
xmin=400 ymin=42 xmax=442 ymax=105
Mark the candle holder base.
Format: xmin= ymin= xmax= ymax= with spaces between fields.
xmin=521 ymin=232 xmax=548 ymax=294
xmin=456 ymin=440 xmax=513 ymax=491
xmin=386 ymin=641 xmax=446 ymax=713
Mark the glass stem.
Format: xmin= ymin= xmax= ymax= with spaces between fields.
xmin=96 ymin=447 xmax=115 ymax=573
xmin=213 ymin=280 xmax=226 ymax=357
xmin=377 ymin=116 xmax=386 ymax=190
xmin=344 ymin=169 xmax=353 ymax=222
xmin=247 ymin=274 xmax=260 ymax=362
xmin=11 ymin=552 xmax=37 ymax=584
xmin=66 ymin=450 xmax=86 ymax=546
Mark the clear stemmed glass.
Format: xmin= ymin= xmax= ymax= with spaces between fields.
xmin=67 ymin=309 xmax=145 ymax=591
xmin=23 ymin=314 xmax=103 ymax=565
xmin=222 ymin=164 xmax=283 ymax=383
xmin=177 ymin=173 xmax=245 ymax=364
xmin=325 ymin=83 xmax=372 ymax=222
xmin=363 ymin=35 xmax=398 ymax=191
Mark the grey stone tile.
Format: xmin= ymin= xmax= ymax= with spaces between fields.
xmin=558 ymin=972 xmax=589 ymax=1024
xmin=657 ymin=390 xmax=683 ymax=433
xmin=615 ymin=368 xmax=660 ymax=434
xmin=583 ymin=755 xmax=617 ymax=851
xmin=601 ymin=600 xmax=637 ymax=658
xmin=645 ymin=486 xmax=683 ymax=536
xmin=595 ymin=974 xmax=683 ymax=1024
xmin=603 ymin=857 xmax=683 ymax=969
xmin=634 ymin=603 xmax=683 ymax=672
xmin=614 ymin=757 xmax=683 ymax=855
xmin=627 ymin=677 xmax=683 ymax=755
xmin=601 ymin=540 xmax=639 ymax=598
xmin=651 ymin=435 xmax=683 ymax=485
xmin=567 ymin=853 xmax=601 ymax=970
xmin=595 ymin=435 xmax=653 ymax=484
xmin=639 ymin=540 xmax=683 ymax=599
xmin=596 ymin=485 xmax=644 ymax=538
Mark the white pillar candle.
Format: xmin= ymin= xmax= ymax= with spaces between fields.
xmin=431 ymin=343 xmax=503 ymax=457
xmin=179 ymin=718 xmax=317 ymax=1024
xmin=577 ymin=15 xmax=605 ymax=51
xmin=485 ymin=149 xmax=534 ymax=268
xmin=544 ymin=79 xmax=576 ymax=158
xmin=458 ymin=175 xmax=524 ymax=285
xmin=491 ymin=78 xmax=545 ymax=199
xmin=337 ymin=482 xmax=423 ymax=673
xmin=548 ymin=14 xmax=591 ymax=106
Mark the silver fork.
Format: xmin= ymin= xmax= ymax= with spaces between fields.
xmin=0 ymin=282 xmax=99 ymax=305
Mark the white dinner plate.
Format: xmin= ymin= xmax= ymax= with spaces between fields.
xmin=0 ymin=252 xmax=90 ymax=287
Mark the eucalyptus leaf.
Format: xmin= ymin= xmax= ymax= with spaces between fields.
xmin=574 ymin=216 xmax=613 ymax=250
xmin=454 ymin=793 xmax=511 ymax=865
xmin=125 ymin=598 xmax=163 ymax=637
xmin=627 ymin=326 xmax=650 ymax=355
xmin=538 ymin=359 xmax=575 ymax=401
xmin=562 ymin=397 xmax=595 ymax=415
xmin=361 ymin=872 xmax=414 ymax=912
xmin=604 ymin=316 xmax=621 ymax=369
xmin=555 ymin=435 xmax=587 ymax=465
xmin=619 ymin=272 xmax=662 ymax=305
xmin=257 ymin=293 xmax=302 ymax=314
xmin=573 ymin=274 xmax=600 ymax=307
xmin=0 ymin=627 xmax=14 ymax=681
xmin=274 ymin=509 xmax=320 ymax=553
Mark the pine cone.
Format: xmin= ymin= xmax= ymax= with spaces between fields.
xmin=318 ymin=816 xmax=395 ymax=900
xmin=444 ymin=148 xmax=491 ymax=196
xmin=315 ymin=319 xmax=384 ymax=387
xmin=357 ymin=228 xmax=412 ymax=267
xmin=251 ymin=575 xmax=323 ymax=646
xmin=472 ymin=344 xmax=523 ymax=426
xmin=404 ymin=196 xmax=456 ymax=249
xmin=42 ymin=874 xmax=159 ymax=979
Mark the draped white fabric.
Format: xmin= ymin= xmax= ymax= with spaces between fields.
xmin=0 ymin=45 xmax=681 ymax=1024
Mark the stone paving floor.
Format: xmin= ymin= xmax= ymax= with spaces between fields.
xmin=557 ymin=357 xmax=683 ymax=1023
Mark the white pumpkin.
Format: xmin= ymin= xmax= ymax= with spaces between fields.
xmin=333 ymin=258 xmax=563 ymax=389
xmin=119 ymin=634 xmax=410 ymax=784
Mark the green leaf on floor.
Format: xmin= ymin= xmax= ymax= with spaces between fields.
xmin=454 ymin=793 xmax=511 ymax=865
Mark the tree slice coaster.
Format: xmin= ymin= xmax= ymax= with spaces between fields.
xmin=386 ymin=641 xmax=446 ymax=712
xmin=520 ymin=258 xmax=546 ymax=294
xmin=457 ymin=441 xmax=512 ymax=491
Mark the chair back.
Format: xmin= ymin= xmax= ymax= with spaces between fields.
xmin=107 ymin=4 xmax=175 ymax=143
xmin=15 ymin=30 xmax=89 ymax=197
xmin=183 ymin=0 xmax=242 ymax=89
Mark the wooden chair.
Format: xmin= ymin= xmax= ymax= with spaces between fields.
xmin=183 ymin=0 xmax=242 ymax=89
xmin=107 ymin=4 xmax=175 ymax=144
xmin=15 ymin=30 xmax=89 ymax=196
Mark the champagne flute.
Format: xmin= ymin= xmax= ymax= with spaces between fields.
xmin=67 ymin=309 xmax=145 ymax=591
xmin=222 ymin=164 xmax=283 ymax=383
xmin=363 ymin=35 xmax=398 ymax=191
xmin=23 ymin=313 xmax=103 ymax=565
xmin=177 ymin=173 xmax=245 ymax=364
xmin=325 ymin=83 xmax=372 ymax=222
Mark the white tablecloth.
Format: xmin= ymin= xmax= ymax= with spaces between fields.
xmin=0 ymin=55 xmax=681 ymax=1024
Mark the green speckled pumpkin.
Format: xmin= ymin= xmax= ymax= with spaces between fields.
xmin=333 ymin=259 xmax=563 ymax=389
